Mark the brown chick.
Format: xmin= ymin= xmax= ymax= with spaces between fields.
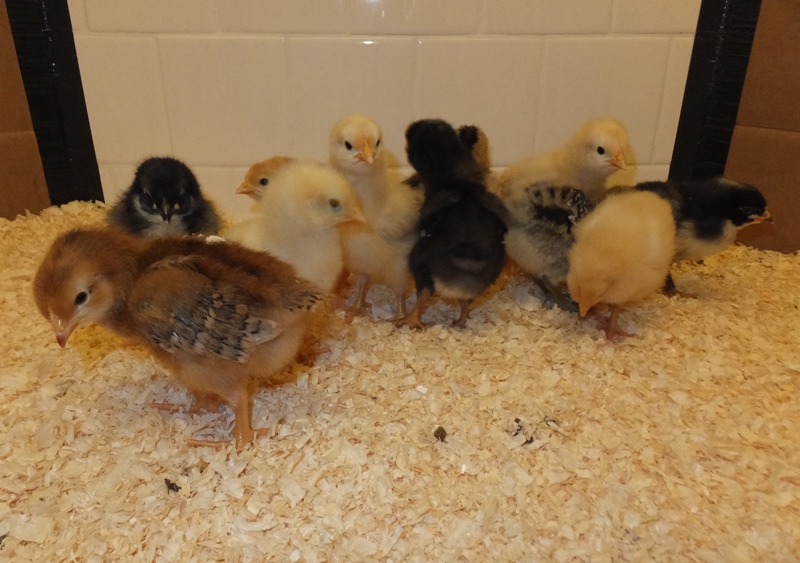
xmin=237 ymin=156 xmax=295 ymax=202
xmin=566 ymin=190 xmax=675 ymax=340
xmin=33 ymin=228 xmax=318 ymax=449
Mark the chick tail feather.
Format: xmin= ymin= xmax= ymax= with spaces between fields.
xmin=448 ymin=242 xmax=491 ymax=274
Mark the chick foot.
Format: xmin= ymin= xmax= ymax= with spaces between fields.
xmin=534 ymin=277 xmax=579 ymax=313
xmin=152 ymin=392 xmax=222 ymax=415
xmin=395 ymin=288 xmax=432 ymax=330
xmin=186 ymin=427 xmax=270 ymax=450
xmin=601 ymin=306 xmax=633 ymax=341
xmin=296 ymin=339 xmax=331 ymax=366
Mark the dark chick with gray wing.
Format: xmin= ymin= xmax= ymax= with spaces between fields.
xmin=634 ymin=177 xmax=771 ymax=295
xmin=108 ymin=157 xmax=222 ymax=238
xmin=504 ymin=183 xmax=594 ymax=311
xmin=397 ymin=119 xmax=508 ymax=330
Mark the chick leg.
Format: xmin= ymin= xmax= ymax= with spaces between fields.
xmin=451 ymin=299 xmax=472 ymax=328
xmin=187 ymin=385 xmax=268 ymax=450
xmin=535 ymin=277 xmax=579 ymax=313
xmin=386 ymin=291 xmax=408 ymax=322
xmin=152 ymin=392 xmax=222 ymax=414
xmin=603 ymin=305 xmax=633 ymax=341
xmin=345 ymin=274 xmax=371 ymax=318
xmin=395 ymin=287 xmax=432 ymax=330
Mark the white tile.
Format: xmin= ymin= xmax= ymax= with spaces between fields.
xmin=285 ymin=37 xmax=414 ymax=161
xmin=84 ymin=0 xmax=217 ymax=33
xmin=612 ymin=0 xmax=701 ymax=33
xmin=652 ymin=37 xmax=694 ymax=164
xmin=158 ymin=36 xmax=289 ymax=166
xmin=536 ymin=37 xmax=671 ymax=164
xmin=217 ymin=0 xmax=346 ymax=34
xmin=347 ymin=0 xmax=480 ymax=35
xmin=75 ymin=35 xmax=172 ymax=164
xmin=192 ymin=166 xmax=253 ymax=219
xmin=67 ymin=0 xmax=88 ymax=32
xmin=414 ymin=38 xmax=544 ymax=167
xmin=483 ymin=0 xmax=612 ymax=35
xmin=99 ymin=164 xmax=136 ymax=205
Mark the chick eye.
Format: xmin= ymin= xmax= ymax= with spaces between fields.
xmin=75 ymin=292 xmax=88 ymax=306
xmin=344 ymin=141 xmax=353 ymax=150
xmin=376 ymin=138 xmax=381 ymax=147
xmin=259 ymin=178 xmax=269 ymax=186
xmin=740 ymin=206 xmax=757 ymax=216
xmin=329 ymin=198 xmax=341 ymax=209
xmin=596 ymin=146 xmax=606 ymax=155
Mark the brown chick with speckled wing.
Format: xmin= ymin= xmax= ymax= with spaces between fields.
xmin=567 ymin=190 xmax=675 ymax=340
xmin=33 ymin=228 xmax=318 ymax=449
xmin=237 ymin=156 xmax=295 ymax=202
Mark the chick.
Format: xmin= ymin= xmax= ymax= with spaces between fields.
xmin=405 ymin=124 xmax=492 ymax=190
xmin=108 ymin=157 xmax=222 ymax=237
xmin=632 ymin=177 xmax=771 ymax=295
xmin=33 ymin=228 xmax=319 ymax=449
xmin=498 ymin=118 xmax=629 ymax=204
xmin=329 ymin=114 xmax=423 ymax=318
xmin=505 ymin=183 xmax=595 ymax=311
xmin=236 ymin=156 xmax=295 ymax=201
xmin=399 ymin=119 xmax=508 ymax=329
xmin=567 ymin=190 xmax=676 ymax=340
xmin=224 ymin=161 xmax=366 ymax=294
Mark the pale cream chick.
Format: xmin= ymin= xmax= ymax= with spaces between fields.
xmin=225 ymin=161 xmax=365 ymax=294
xmin=329 ymin=114 xmax=423 ymax=317
xmin=237 ymin=156 xmax=295 ymax=201
xmin=567 ymin=190 xmax=675 ymax=340
xmin=498 ymin=118 xmax=630 ymax=210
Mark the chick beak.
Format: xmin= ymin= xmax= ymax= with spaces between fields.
xmin=609 ymin=151 xmax=627 ymax=170
xmin=159 ymin=203 xmax=173 ymax=223
xmin=50 ymin=314 xmax=75 ymax=348
xmin=345 ymin=208 xmax=368 ymax=224
xmin=236 ymin=182 xmax=255 ymax=195
xmin=356 ymin=138 xmax=374 ymax=164
xmin=750 ymin=210 xmax=773 ymax=224
xmin=578 ymin=301 xmax=593 ymax=318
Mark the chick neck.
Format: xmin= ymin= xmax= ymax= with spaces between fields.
xmin=555 ymin=142 xmax=613 ymax=202
xmin=335 ymin=157 xmax=390 ymax=223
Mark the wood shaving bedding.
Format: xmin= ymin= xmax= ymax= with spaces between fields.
xmin=1 ymin=201 xmax=799 ymax=562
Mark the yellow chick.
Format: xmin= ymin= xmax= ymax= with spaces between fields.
xmin=498 ymin=118 xmax=630 ymax=206
xmin=236 ymin=156 xmax=295 ymax=201
xmin=224 ymin=161 xmax=365 ymax=293
xmin=329 ymin=114 xmax=423 ymax=318
xmin=567 ymin=190 xmax=675 ymax=340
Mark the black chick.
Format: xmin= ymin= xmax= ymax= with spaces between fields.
xmin=404 ymin=124 xmax=488 ymax=189
xmin=634 ymin=177 xmax=771 ymax=295
xmin=504 ymin=183 xmax=594 ymax=311
xmin=397 ymin=119 xmax=508 ymax=329
xmin=108 ymin=157 xmax=222 ymax=238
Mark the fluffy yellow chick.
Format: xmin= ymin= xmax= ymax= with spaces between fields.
xmin=329 ymin=114 xmax=423 ymax=318
xmin=224 ymin=161 xmax=365 ymax=293
xmin=236 ymin=156 xmax=295 ymax=201
xmin=567 ymin=190 xmax=675 ymax=340
xmin=498 ymin=118 xmax=630 ymax=206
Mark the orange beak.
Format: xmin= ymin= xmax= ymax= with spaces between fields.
xmin=750 ymin=210 xmax=773 ymax=224
xmin=236 ymin=182 xmax=256 ymax=196
xmin=356 ymin=138 xmax=374 ymax=164
xmin=578 ymin=300 xmax=594 ymax=318
xmin=345 ymin=207 xmax=367 ymax=224
xmin=50 ymin=313 xmax=76 ymax=348
xmin=609 ymin=150 xmax=627 ymax=170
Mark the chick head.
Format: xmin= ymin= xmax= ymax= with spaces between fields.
xmin=33 ymin=229 xmax=136 ymax=347
xmin=329 ymin=114 xmax=385 ymax=174
xmin=566 ymin=250 xmax=620 ymax=318
xmin=133 ymin=157 xmax=200 ymax=222
xmin=570 ymin=118 xmax=630 ymax=175
xmin=237 ymin=156 xmax=295 ymax=200
xmin=269 ymin=162 xmax=366 ymax=230
xmin=717 ymin=178 xmax=771 ymax=227
xmin=405 ymin=119 xmax=468 ymax=179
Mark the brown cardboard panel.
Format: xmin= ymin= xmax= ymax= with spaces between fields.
xmin=736 ymin=0 xmax=800 ymax=133
xmin=0 ymin=131 xmax=49 ymax=219
xmin=725 ymin=125 xmax=799 ymax=253
xmin=0 ymin=1 xmax=34 ymax=134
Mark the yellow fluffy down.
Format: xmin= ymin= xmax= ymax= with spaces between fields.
xmin=567 ymin=191 xmax=676 ymax=312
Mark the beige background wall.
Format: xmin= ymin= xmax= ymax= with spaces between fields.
xmin=66 ymin=0 xmax=701 ymax=218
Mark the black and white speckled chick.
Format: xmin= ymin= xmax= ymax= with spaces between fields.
xmin=504 ymin=183 xmax=594 ymax=311
xmin=398 ymin=119 xmax=508 ymax=329
xmin=108 ymin=157 xmax=222 ymax=238
xmin=635 ymin=177 xmax=770 ymax=261
xmin=634 ymin=177 xmax=770 ymax=295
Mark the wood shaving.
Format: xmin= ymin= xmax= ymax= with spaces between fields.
xmin=1 ymin=201 xmax=799 ymax=561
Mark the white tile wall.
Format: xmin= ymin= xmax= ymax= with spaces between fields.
xmin=69 ymin=0 xmax=700 ymax=217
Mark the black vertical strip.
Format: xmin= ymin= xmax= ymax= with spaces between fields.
xmin=5 ymin=0 xmax=103 ymax=205
xmin=669 ymin=0 xmax=762 ymax=181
